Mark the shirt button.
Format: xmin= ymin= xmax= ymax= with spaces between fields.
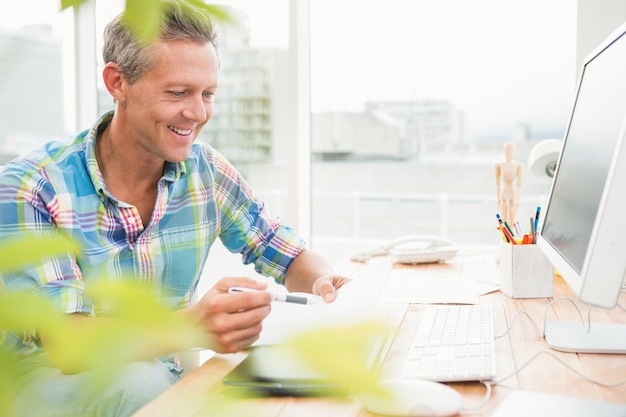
xmin=128 ymin=217 xmax=136 ymax=224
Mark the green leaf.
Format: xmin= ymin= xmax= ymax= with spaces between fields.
xmin=283 ymin=320 xmax=390 ymax=396
xmin=0 ymin=232 xmax=80 ymax=273
xmin=124 ymin=0 xmax=165 ymax=45
xmin=60 ymin=0 xmax=235 ymax=45
xmin=60 ymin=0 xmax=87 ymax=11
xmin=0 ymin=347 xmax=19 ymax=417
xmin=49 ymin=281 xmax=205 ymax=371
xmin=122 ymin=0 xmax=236 ymax=45
xmin=187 ymin=0 xmax=236 ymax=23
xmin=0 ymin=292 xmax=63 ymax=331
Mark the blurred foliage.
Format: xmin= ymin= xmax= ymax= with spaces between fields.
xmin=60 ymin=0 xmax=234 ymax=45
xmin=0 ymin=232 xmax=77 ymax=416
xmin=1 ymin=2 xmax=233 ymax=414
xmin=284 ymin=320 xmax=389 ymax=397
xmin=0 ymin=232 xmax=204 ymax=416
xmin=0 ymin=231 xmax=80 ymax=273
xmin=0 ymin=232 xmax=389 ymax=415
xmin=1 ymin=1 xmax=390 ymax=415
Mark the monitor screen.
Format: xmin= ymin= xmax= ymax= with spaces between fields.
xmin=538 ymin=23 xmax=626 ymax=311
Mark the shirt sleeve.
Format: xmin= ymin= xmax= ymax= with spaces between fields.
xmin=205 ymin=147 xmax=306 ymax=284
xmin=0 ymin=159 xmax=94 ymax=316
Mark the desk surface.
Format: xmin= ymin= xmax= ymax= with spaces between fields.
xmin=133 ymin=247 xmax=626 ymax=417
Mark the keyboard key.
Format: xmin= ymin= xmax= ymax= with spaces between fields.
xmin=401 ymin=304 xmax=496 ymax=382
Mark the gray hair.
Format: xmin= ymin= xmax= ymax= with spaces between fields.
xmin=102 ymin=0 xmax=219 ymax=84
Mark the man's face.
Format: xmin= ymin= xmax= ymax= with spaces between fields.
xmin=120 ymin=40 xmax=219 ymax=163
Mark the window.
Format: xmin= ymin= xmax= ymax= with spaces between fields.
xmin=0 ymin=2 xmax=75 ymax=163
xmin=4 ymin=1 xmax=579 ymax=265
xmin=94 ymin=0 xmax=295 ymax=206
xmin=309 ymin=0 xmax=577 ymax=261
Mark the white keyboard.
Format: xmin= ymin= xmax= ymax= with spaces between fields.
xmin=401 ymin=304 xmax=496 ymax=382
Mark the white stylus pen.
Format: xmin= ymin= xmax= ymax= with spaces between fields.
xmin=228 ymin=286 xmax=317 ymax=305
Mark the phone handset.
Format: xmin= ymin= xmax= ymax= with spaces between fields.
xmin=351 ymin=235 xmax=457 ymax=264
xmin=383 ymin=235 xmax=454 ymax=250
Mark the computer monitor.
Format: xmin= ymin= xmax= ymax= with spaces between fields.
xmin=536 ymin=21 xmax=626 ymax=354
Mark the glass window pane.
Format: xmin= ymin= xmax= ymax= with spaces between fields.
xmin=309 ymin=0 xmax=577 ymax=261
xmin=94 ymin=0 xmax=292 ymax=217
xmin=0 ymin=2 xmax=75 ymax=163
xmin=95 ymin=0 xmax=124 ymax=116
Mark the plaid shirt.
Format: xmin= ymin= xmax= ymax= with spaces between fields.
xmin=0 ymin=111 xmax=306 ymax=316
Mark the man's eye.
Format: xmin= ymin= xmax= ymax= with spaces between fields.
xmin=171 ymin=91 xmax=184 ymax=98
xmin=203 ymin=92 xmax=215 ymax=100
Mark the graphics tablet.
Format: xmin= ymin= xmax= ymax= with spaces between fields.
xmin=222 ymin=333 xmax=387 ymax=397
xmin=222 ymin=345 xmax=350 ymax=396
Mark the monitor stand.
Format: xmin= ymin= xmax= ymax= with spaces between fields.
xmin=544 ymin=321 xmax=626 ymax=354
xmin=491 ymin=390 xmax=626 ymax=417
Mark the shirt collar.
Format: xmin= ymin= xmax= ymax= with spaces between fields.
xmin=83 ymin=111 xmax=186 ymax=199
xmin=84 ymin=111 xmax=113 ymax=200
xmin=164 ymin=160 xmax=186 ymax=181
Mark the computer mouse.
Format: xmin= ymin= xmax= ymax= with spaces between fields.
xmin=358 ymin=378 xmax=463 ymax=416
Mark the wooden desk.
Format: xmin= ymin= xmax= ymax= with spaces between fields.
xmin=133 ymin=247 xmax=626 ymax=416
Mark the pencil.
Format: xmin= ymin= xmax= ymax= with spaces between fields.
xmin=496 ymin=213 xmax=510 ymax=243
xmin=500 ymin=225 xmax=517 ymax=244
xmin=503 ymin=221 xmax=515 ymax=237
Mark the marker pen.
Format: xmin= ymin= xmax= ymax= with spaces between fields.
xmin=228 ymin=287 xmax=317 ymax=305
xmin=533 ymin=206 xmax=541 ymax=244
xmin=496 ymin=213 xmax=511 ymax=243
xmin=534 ymin=206 xmax=541 ymax=233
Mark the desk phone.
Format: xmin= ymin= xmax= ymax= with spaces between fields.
xmin=351 ymin=235 xmax=458 ymax=264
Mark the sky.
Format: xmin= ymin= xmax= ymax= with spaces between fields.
xmin=306 ymin=0 xmax=578 ymax=140
xmin=2 ymin=0 xmax=578 ymax=141
xmin=210 ymin=0 xmax=578 ymax=141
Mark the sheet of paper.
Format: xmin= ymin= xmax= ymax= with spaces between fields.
xmin=474 ymin=278 xmax=501 ymax=296
xmin=377 ymin=268 xmax=480 ymax=304
xmin=255 ymin=259 xmax=393 ymax=346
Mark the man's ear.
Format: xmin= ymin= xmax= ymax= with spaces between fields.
xmin=102 ymin=62 xmax=126 ymax=103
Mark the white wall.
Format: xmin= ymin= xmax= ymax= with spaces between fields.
xmin=577 ymin=0 xmax=626 ymax=74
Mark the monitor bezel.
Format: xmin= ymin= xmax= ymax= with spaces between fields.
xmin=537 ymin=22 xmax=626 ymax=310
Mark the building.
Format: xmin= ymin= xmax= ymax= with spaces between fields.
xmin=364 ymin=100 xmax=465 ymax=153
xmin=201 ymin=47 xmax=288 ymax=169
xmin=312 ymin=99 xmax=464 ymax=161
xmin=312 ymin=111 xmax=405 ymax=160
xmin=197 ymin=16 xmax=289 ymax=172
xmin=0 ymin=25 xmax=65 ymax=157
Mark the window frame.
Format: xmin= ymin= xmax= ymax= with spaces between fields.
xmin=74 ymin=0 xmax=99 ymax=131
xmin=75 ymin=0 xmax=313 ymax=241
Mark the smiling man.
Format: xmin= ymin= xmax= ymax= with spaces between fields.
xmin=0 ymin=1 xmax=347 ymax=416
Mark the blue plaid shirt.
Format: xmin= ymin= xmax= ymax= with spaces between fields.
xmin=0 ymin=111 xmax=306 ymax=317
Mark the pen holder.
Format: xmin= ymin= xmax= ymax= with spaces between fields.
xmin=499 ymin=242 xmax=554 ymax=298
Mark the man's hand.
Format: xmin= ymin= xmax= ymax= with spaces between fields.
xmin=312 ymin=274 xmax=351 ymax=303
xmin=283 ymin=249 xmax=351 ymax=303
xmin=187 ymin=277 xmax=272 ymax=353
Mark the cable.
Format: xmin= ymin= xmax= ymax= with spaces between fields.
xmin=440 ymin=298 xmax=625 ymax=414
xmin=495 ymin=310 xmax=542 ymax=339
xmin=349 ymin=247 xmax=388 ymax=263
xmin=457 ymin=348 xmax=626 ymax=414
xmin=495 ymin=296 xmax=585 ymax=340
xmin=541 ymin=296 xmax=588 ymax=336
xmin=459 ymin=380 xmax=492 ymax=412
xmin=488 ymin=298 xmax=626 ymax=390
xmin=490 ymin=350 xmax=626 ymax=388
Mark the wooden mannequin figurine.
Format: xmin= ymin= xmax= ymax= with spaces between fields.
xmin=495 ymin=142 xmax=523 ymax=225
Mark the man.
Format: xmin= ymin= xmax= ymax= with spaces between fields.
xmin=0 ymin=1 xmax=347 ymax=415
